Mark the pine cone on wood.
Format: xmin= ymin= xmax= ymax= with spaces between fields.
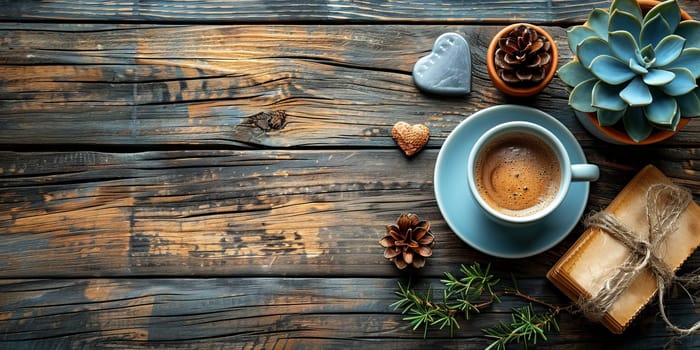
xmin=379 ymin=213 xmax=434 ymax=269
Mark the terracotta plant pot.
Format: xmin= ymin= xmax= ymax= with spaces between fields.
xmin=576 ymin=0 xmax=693 ymax=145
xmin=575 ymin=111 xmax=690 ymax=145
xmin=486 ymin=23 xmax=558 ymax=98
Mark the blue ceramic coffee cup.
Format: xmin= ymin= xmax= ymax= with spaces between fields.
xmin=467 ymin=121 xmax=599 ymax=226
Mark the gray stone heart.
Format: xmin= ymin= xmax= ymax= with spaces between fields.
xmin=412 ymin=32 xmax=472 ymax=95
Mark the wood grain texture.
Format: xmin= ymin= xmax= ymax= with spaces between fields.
xmin=1 ymin=23 xmax=698 ymax=147
xmin=0 ymin=23 xmax=566 ymax=147
xmin=0 ymin=0 xmax=612 ymax=25
xmin=1 ymin=277 xmax=697 ymax=349
xmin=2 ymin=1 xmax=700 ymax=348
xmin=1 ymin=149 xmax=698 ymax=278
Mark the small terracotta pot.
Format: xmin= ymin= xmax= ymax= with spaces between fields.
xmin=486 ymin=23 xmax=558 ymax=98
xmin=578 ymin=0 xmax=693 ymax=145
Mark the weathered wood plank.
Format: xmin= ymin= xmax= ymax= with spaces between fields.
xmin=0 ymin=23 xmax=561 ymax=148
xmin=1 ymin=2 xmax=698 ymax=348
xmin=1 ymin=23 xmax=698 ymax=147
xmin=1 ymin=149 xmax=697 ymax=278
xmin=0 ymin=0 xmax=612 ymax=25
xmin=0 ymin=277 xmax=697 ymax=349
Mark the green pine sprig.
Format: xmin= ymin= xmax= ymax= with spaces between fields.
xmin=483 ymin=304 xmax=560 ymax=350
xmin=391 ymin=262 xmax=573 ymax=348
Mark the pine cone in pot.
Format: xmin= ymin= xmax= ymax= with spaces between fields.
xmin=379 ymin=213 xmax=434 ymax=269
xmin=495 ymin=24 xmax=552 ymax=85
xmin=486 ymin=23 xmax=558 ymax=97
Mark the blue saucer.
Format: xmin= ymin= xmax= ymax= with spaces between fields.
xmin=434 ymin=105 xmax=590 ymax=258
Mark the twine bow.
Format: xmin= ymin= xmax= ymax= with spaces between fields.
xmin=579 ymin=183 xmax=699 ymax=336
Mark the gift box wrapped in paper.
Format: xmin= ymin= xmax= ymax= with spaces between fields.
xmin=547 ymin=165 xmax=700 ymax=334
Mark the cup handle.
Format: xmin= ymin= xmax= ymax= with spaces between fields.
xmin=571 ymin=164 xmax=599 ymax=182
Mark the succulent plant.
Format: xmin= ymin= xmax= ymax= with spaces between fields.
xmin=495 ymin=25 xmax=553 ymax=85
xmin=558 ymin=0 xmax=700 ymax=142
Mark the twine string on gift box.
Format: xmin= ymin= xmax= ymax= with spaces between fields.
xmin=579 ymin=183 xmax=699 ymax=336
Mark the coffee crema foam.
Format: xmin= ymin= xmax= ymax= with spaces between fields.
xmin=474 ymin=132 xmax=561 ymax=217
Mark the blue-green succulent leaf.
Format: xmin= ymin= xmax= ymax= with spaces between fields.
xmin=654 ymin=35 xmax=685 ymax=67
xmin=623 ymin=107 xmax=653 ymax=142
xmin=611 ymin=0 xmax=643 ymax=22
xmin=656 ymin=106 xmax=681 ymax=131
xmin=644 ymin=90 xmax=678 ymax=126
xmin=659 ymin=68 xmax=697 ymax=96
xmin=649 ymin=105 xmax=682 ymax=131
xmin=665 ymin=48 xmax=700 ymax=78
xmin=592 ymin=81 xmax=627 ymax=111
xmin=670 ymin=107 xmax=682 ymax=130
xmin=569 ymin=78 xmax=598 ymax=113
xmin=597 ymin=108 xmax=627 ymax=126
xmin=609 ymin=31 xmax=641 ymax=63
xmin=567 ymin=26 xmax=600 ymax=55
xmin=557 ymin=61 xmax=594 ymax=87
xmin=589 ymin=55 xmax=636 ymax=85
xmin=676 ymin=89 xmax=700 ymax=117
xmin=639 ymin=44 xmax=656 ymax=67
xmin=609 ymin=9 xmax=642 ymax=43
xmin=643 ymin=69 xmax=675 ymax=86
xmin=577 ymin=37 xmax=614 ymax=68
xmin=676 ymin=20 xmax=700 ymax=50
xmin=629 ymin=58 xmax=649 ymax=74
xmin=620 ymin=76 xmax=653 ymax=106
xmin=644 ymin=0 xmax=681 ymax=33
xmin=588 ymin=8 xmax=610 ymax=40
xmin=641 ymin=14 xmax=672 ymax=49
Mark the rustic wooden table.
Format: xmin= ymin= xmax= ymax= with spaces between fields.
xmin=1 ymin=1 xmax=699 ymax=349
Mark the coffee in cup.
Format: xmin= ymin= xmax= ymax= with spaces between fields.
xmin=467 ymin=121 xmax=599 ymax=226
xmin=474 ymin=131 xmax=561 ymax=217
